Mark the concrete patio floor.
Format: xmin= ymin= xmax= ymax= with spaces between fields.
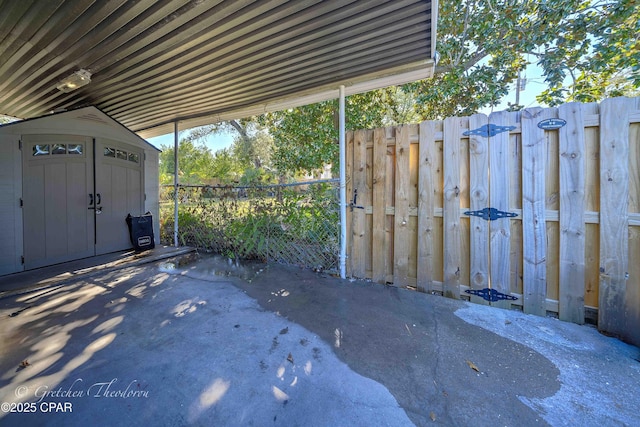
xmin=0 ymin=253 xmax=638 ymax=426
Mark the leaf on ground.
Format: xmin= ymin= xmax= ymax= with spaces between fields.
xmin=287 ymin=353 xmax=294 ymax=364
xmin=430 ymin=411 xmax=436 ymax=421
xmin=466 ymin=360 xmax=480 ymax=372
xmin=279 ymin=327 xmax=289 ymax=335
xmin=20 ymin=360 xmax=30 ymax=368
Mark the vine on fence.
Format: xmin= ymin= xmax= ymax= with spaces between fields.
xmin=160 ymin=181 xmax=340 ymax=272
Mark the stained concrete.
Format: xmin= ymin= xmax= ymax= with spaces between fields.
xmin=0 ymin=254 xmax=638 ymax=426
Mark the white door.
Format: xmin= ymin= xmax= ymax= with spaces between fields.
xmin=94 ymin=139 xmax=144 ymax=255
xmin=22 ymin=135 xmax=95 ymax=269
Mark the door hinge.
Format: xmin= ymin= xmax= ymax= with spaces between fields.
xmin=21 ymin=256 xmax=24 ymax=265
xmin=463 ymin=123 xmax=515 ymax=138
xmin=18 ymin=140 xmax=22 ymax=150
xmin=19 ymin=198 xmax=23 ymax=207
xmin=464 ymin=207 xmax=517 ymax=221
xmin=144 ymin=193 xmax=147 ymax=201
xmin=465 ymin=288 xmax=518 ymax=302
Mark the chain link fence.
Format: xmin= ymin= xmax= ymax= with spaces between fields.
xmin=159 ymin=180 xmax=340 ymax=273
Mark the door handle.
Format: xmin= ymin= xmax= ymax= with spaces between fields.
xmin=96 ymin=193 xmax=101 ymax=205
xmin=89 ymin=193 xmax=94 ymax=206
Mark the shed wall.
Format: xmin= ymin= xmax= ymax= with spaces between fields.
xmin=0 ymin=134 xmax=23 ymax=275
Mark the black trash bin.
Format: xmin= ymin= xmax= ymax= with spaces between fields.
xmin=126 ymin=212 xmax=155 ymax=251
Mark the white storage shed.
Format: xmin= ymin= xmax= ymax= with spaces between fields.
xmin=0 ymin=106 xmax=160 ymax=276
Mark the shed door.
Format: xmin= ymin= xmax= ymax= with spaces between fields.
xmin=22 ymin=135 xmax=95 ymax=269
xmin=22 ymin=135 xmax=145 ymax=270
xmin=94 ymin=139 xmax=144 ymax=255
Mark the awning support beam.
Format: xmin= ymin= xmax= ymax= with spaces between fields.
xmin=339 ymin=85 xmax=347 ymax=279
xmin=173 ymin=121 xmax=179 ymax=247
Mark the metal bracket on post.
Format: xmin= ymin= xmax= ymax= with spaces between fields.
xmin=464 ymin=207 xmax=517 ymax=221
xmin=463 ymin=124 xmax=516 ymax=138
xmin=349 ymin=189 xmax=365 ymax=212
xmin=465 ymin=288 xmax=518 ymax=302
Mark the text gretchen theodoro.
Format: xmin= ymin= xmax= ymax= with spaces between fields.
xmin=21 ymin=378 xmax=149 ymax=401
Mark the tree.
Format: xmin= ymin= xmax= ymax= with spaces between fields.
xmin=258 ymin=88 xmax=421 ymax=174
xmin=159 ymin=139 xmax=219 ymax=185
xmin=411 ymin=0 xmax=640 ymax=117
xmin=0 ymin=115 xmax=17 ymax=124
xmin=164 ymin=120 xmax=277 ymax=185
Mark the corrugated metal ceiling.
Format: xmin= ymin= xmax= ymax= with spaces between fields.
xmin=0 ymin=0 xmax=436 ymax=138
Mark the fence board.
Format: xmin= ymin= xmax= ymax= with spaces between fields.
xmin=351 ymin=129 xmax=367 ymax=278
xmin=558 ymin=102 xmax=586 ymax=323
xmin=544 ymin=114 xmax=561 ymax=304
xmin=443 ymin=117 xmax=461 ymax=299
xmin=346 ymin=131 xmax=354 ymax=277
xmin=521 ymin=107 xmax=549 ymax=316
xmin=598 ymin=97 xmax=632 ymax=338
xmin=417 ymin=121 xmax=436 ymax=292
xmin=488 ymin=111 xmax=513 ymax=308
xmin=467 ymin=113 xmax=490 ymax=305
xmin=365 ymin=137 xmax=374 ymax=276
xmin=628 ymin=116 xmax=640 ymax=345
xmin=393 ymin=126 xmax=411 ymax=287
xmin=372 ymin=128 xmax=388 ymax=283
xmin=509 ymin=124 xmax=524 ymax=296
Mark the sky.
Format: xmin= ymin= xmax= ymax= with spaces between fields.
xmin=479 ymin=60 xmax=551 ymax=115
xmin=147 ymin=129 xmax=235 ymax=152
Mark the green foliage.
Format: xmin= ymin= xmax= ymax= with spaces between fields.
xmin=416 ymin=0 xmax=639 ymax=111
xmin=231 ymin=123 xmax=274 ymax=169
xmin=259 ymin=88 xmax=422 ymax=175
xmin=159 ymin=139 xmax=219 ymax=185
xmin=160 ymin=120 xmax=277 ymax=185
xmin=259 ymin=102 xmax=338 ymax=175
xmin=159 ymin=183 xmax=339 ymax=268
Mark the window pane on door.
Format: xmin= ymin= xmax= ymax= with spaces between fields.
xmin=68 ymin=144 xmax=83 ymax=155
xmin=33 ymin=145 xmax=50 ymax=156
xmin=52 ymin=144 xmax=67 ymax=154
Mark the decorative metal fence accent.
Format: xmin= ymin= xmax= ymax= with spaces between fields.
xmin=160 ymin=180 xmax=340 ymax=273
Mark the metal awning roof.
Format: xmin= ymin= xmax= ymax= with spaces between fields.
xmin=0 ymin=0 xmax=437 ymax=138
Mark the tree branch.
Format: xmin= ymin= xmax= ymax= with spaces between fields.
xmin=435 ymin=49 xmax=488 ymax=74
xmin=454 ymin=0 xmax=475 ymax=66
xmin=228 ymin=119 xmax=249 ymax=140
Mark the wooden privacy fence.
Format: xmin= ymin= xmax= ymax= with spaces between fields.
xmin=345 ymin=96 xmax=640 ymax=346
